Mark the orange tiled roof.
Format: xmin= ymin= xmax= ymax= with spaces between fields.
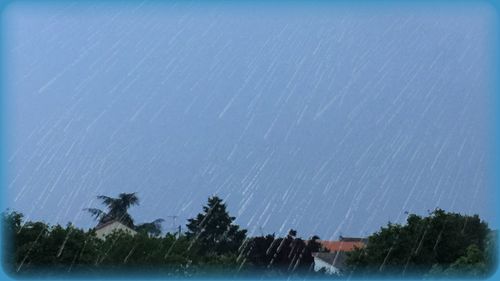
xmin=320 ymin=240 xmax=365 ymax=252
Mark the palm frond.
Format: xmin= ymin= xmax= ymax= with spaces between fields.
xmin=90 ymin=193 xmax=139 ymax=227
xmin=84 ymin=208 xmax=106 ymax=221
xmin=96 ymin=195 xmax=116 ymax=207
xmin=118 ymin=192 xmax=139 ymax=208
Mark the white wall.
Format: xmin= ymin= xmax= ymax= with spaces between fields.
xmin=95 ymin=221 xmax=137 ymax=240
xmin=313 ymin=257 xmax=340 ymax=275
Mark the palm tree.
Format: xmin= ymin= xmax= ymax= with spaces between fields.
xmin=85 ymin=192 xmax=163 ymax=235
xmin=85 ymin=192 xmax=139 ymax=228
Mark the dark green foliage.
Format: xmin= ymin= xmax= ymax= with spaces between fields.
xmin=427 ymin=231 xmax=497 ymax=278
xmin=3 ymin=204 xmax=495 ymax=278
xmin=3 ymin=195 xmax=250 ymax=277
xmin=135 ymin=219 xmax=165 ymax=237
xmin=345 ymin=208 xmax=492 ymax=278
xmin=241 ymin=230 xmax=324 ymax=274
xmin=2 ymin=211 xmax=24 ymax=271
xmin=185 ymin=196 xmax=247 ymax=256
xmin=2 ymin=211 xmax=100 ymax=275
xmin=427 ymin=244 xmax=487 ymax=277
xmin=2 ymin=211 xmax=195 ymax=277
xmin=95 ymin=231 xmax=191 ymax=269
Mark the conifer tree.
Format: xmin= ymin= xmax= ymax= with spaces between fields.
xmin=186 ymin=196 xmax=247 ymax=256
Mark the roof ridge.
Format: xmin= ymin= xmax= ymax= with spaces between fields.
xmin=95 ymin=219 xmax=130 ymax=230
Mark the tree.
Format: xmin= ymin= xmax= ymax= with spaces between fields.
xmin=135 ymin=219 xmax=165 ymax=237
xmin=3 ymin=210 xmax=193 ymax=276
xmin=345 ymin=209 xmax=491 ymax=277
xmin=2 ymin=211 xmax=101 ymax=275
xmin=85 ymin=193 xmax=163 ymax=235
xmin=428 ymin=232 xmax=497 ymax=278
xmin=2 ymin=210 xmax=25 ymax=272
xmin=241 ymin=230 xmax=324 ymax=274
xmin=85 ymin=192 xmax=139 ymax=228
xmin=185 ymin=196 xmax=247 ymax=257
xmin=427 ymin=245 xmax=484 ymax=277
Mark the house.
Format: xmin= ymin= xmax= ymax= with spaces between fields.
xmin=313 ymin=252 xmax=346 ymax=275
xmin=94 ymin=219 xmax=137 ymax=240
xmin=312 ymin=236 xmax=367 ymax=275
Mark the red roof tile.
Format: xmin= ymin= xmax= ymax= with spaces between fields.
xmin=320 ymin=240 xmax=365 ymax=252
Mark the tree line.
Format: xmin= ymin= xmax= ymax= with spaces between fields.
xmin=2 ymin=193 xmax=497 ymax=278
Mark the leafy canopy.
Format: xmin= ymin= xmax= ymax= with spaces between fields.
xmin=345 ymin=208 xmax=492 ymax=277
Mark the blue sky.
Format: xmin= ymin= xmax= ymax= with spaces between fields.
xmin=3 ymin=1 xmax=497 ymax=239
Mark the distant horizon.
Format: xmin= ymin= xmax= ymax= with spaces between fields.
xmin=3 ymin=2 xmax=497 ymax=240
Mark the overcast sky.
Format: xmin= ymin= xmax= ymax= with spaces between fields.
xmin=3 ymin=2 xmax=497 ymax=239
